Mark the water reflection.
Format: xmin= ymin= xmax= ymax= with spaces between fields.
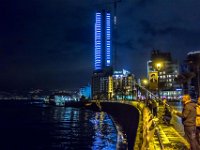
xmin=90 ymin=112 xmax=118 ymax=150
xmin=0 ymin=101 xmax=120 ymax=150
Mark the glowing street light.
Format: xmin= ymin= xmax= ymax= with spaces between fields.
xmin=141 ymin=78 xmax=149 ymax=105
xmin=156 ymin=63 xmax=163 ymax=71
xmin=155 ymin=62 xmax=163 ymax=99
xmin=142 ymin=79 xmax=149 ymax=86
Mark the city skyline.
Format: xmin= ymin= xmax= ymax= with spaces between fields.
xmin=1 ymin=0 xmax=200 ymax=90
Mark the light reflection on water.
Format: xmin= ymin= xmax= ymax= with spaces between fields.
xmin=49 ymin=107 xmax=118 ymax=150
xmin=90 ymin=112 xmax=118 ymax=150
xmin=0 ymin=101 xmax=124 ymax=150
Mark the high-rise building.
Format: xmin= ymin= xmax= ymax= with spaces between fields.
xmin=92 ymin=9 xmax=113 ymax=100
xmin=185 ymin=51 xmax=200 ymax=98
xmin=147 ymin=50 xmax=181 ymax=100
xmin=94 ymin=10 xmax=112 ymax=70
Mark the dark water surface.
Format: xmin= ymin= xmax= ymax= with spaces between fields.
xmin=0 ymin=100 xmax=124 ymax=150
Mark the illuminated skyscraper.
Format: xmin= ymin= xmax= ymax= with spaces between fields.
xmin=92 ymin=10 xmax=113 ymax=100
xmin=94 ymin=10 xmax=112 ymax=70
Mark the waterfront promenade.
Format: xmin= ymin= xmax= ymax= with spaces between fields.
xmin=152 ymin=103 xmax=189 ymax=149
xmin=67 ymin=99 xmax=190 ymax=149
xmin=91 ymin=100 xmax=190 ymax=150
xmin=133 ymin=101 xmax=190 ymax=150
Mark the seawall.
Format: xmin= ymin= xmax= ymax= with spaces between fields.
xmin=85 ymin=102 xmax=140 ymax=150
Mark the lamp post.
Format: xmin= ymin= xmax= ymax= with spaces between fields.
xmin=155 ymin=63 xmax=163 ymax=100
xmin=197 ymin=64 xmax=200 ymax=97
xmin=142 ymin=78 xmax=149 ymax=105
xmin=142 ymin=78 xmax=149 ymax=86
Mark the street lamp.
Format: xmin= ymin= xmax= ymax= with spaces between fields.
xmin=155 ymin=62 xmax=163 ymax=99
xmin=156 ymin=63 xmax=162 ymax=71
xmin=142 ymin=79 xmax=149 ymax=86
xmin=142 ymin=78 xmax=149 ymax=105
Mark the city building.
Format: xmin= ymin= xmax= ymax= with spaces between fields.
xmin=112 ymin=69 xmax=135 ymax=100
xmin=147 ymin=50 xmax=181 ymax=100
xmin=92 ymin=10 xmax=135 ymax=100
xmin=79 ymin=84 xmax=91 ymax=100
xmin=49 ymin=93 xmax=78 ymax=106
xmin=94 ymin=10 xmax=112 ymax=70
xmin=92 ymin=9 xmax=113 ymax=100
xmin=92 ymin=68 xmax=113 ymax=100
xmin=185 ymin=51 xmax=200 ymax=98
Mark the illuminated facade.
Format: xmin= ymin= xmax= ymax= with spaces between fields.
xmin=112 ymin=69 xmax=135 ymax=100
xmin=92 ymin=69 xmax=135 ymax=100
xmin=49 ymin=93 xmax=77 ymax=106
xmin=80 ymin=84 xmax=91 ymax=99
xmin=94 ymin=10 xmax=112 ymax=70
xmin=92 ymin=69 xmax=113 ymax=100
xmin=147 ymin=50 xmax=181 ymax=100
xmin=92 ymin=9 xmax=113 ymax=100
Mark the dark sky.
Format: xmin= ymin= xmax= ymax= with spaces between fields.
xmin=1 ymin=0 xmax=200 ymax=91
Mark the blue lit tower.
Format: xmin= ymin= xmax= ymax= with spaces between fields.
xmin=92 ymin=9 xmax=112 ymax=100
xmin=94 ymin=10 xmax=112 ymax=70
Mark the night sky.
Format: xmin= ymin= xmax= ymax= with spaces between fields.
xmin=1 ymin=0 xmax=200 ymax=91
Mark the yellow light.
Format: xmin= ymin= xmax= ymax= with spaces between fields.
xmin=156 ymin=63 xmax=162 ymax=70
xmin=142 ymin=79 xmax=148 ymax=85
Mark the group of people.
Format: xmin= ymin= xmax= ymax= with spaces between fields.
xmin=147 ymin=94 xmax=200 ymax=149
xmin=172 ymin=94 xmax=200 ymax=150
xmin=147 ymin=99 xmax=159 ymax=117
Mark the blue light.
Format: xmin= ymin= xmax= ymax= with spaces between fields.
xmin=106 ymin=13 xmax=111 ymax=67
xmin=95 ymin=12 xmax=102 ymax=70
xmin=94 ymin=11 xmax=112 ymax=70
xmin=176 ymin=88 xmax=182 ymax=91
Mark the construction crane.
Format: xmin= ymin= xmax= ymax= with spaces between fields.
xmin=101 ymin=0 xmax=122 ymax=70
xmin=113 ymin=0 xmax=122 ymax=26
xmin=112 ymin=0 xmax=122 ymax=71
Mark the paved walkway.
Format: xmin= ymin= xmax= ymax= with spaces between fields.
xmin=152 ymin=104 xmax=190 ymax=150
xmin=102 ymin=100 xmax=190 ymax=149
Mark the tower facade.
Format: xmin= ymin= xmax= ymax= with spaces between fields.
xmin=94 ymin=10 xmax=112 ymax=70
xmin=92 ymin=10 xmax=113 ymax=100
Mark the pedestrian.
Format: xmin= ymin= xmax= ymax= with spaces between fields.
xmin=163 ymin=106 xmax=172 ymax=125
xmin=152 ymin=99 xmax=158 ymax=117
xmin=163 ymin=98 xmax=167 ymax=107
xmin=162 ymin=98 xmax=172 ymax=125
xmin=173 ymin=94 xmax=198 ymax=150
xmin=196 ymin=97 xmax=200 ymax=146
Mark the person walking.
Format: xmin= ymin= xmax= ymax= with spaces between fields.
xmin=173 ymin=94 xmax=198 ymax=150
xmin=196 ymin=97 xmax=200 ymax=146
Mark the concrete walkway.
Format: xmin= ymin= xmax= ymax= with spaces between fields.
xmin=152 ymin=104 xmax=190 ymax=150
xmin=97 ymin=100 xmax=190 ymax=149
